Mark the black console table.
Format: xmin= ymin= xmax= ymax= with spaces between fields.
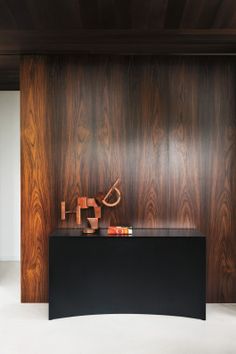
xmin=49 ymin=229 xmax=206 ymax=320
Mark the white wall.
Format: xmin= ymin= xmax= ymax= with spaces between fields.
xmin=0 ymin=91 xmax=20 ymax=261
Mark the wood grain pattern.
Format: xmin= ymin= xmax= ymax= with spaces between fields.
xmin=52 ymin=56 xmax=168 ymax=229
xmin=168 ymin=59 xmax=201 ymax=228
xmin=203 ymin=60 xmax=236 ymax=302
xmin=21 ymin=56 xmax=56 ymax=302
xmin=2 ymin=0 xmax=236 ymax=30
xmin=21 ymin=55 xmax=236 ymax=303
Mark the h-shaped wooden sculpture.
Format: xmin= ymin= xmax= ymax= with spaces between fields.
xmin=61 ymin=178 xmax=121 ymax=233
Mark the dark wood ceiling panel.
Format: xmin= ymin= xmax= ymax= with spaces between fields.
xmin=0 ymin=55 xmax=19 ymax=89
xmin=65 ymin=0 xmax=130 ymax=30
xmin=164 ymin=0 xmax=187 ymax=29
xmin=22 ymin=0 xmax=81 ymax=30
xmin=213 ymin=0 xmax=236 ymax=28
xmin=107 ymin=0 xmax=132 ymax=29
xmin=131 ymin=0 xmax=168 ymax=29
xmin=180 ymin=0 xmax=222 ymax=29
xmin=0 ymin=1 xmax=17 ymax=29
xmin=1 ymin=0 xmax=236 ymax=88
xmin=79 ymin=0 xmax=113 ymax=29
xmin=96 ymin=0 xmax=119 ymax=29
xmin=0 ymin=0 xmax=33 ymax=29
xmin=1 ymin=0 xmax=82 ymax=30
xmin=1 ymin=0 xmax=236 ymax=30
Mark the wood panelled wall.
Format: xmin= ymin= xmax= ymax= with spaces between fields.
xmin=21 ymin=55 xmax=236 ymax=303
xmin=21 ymin=57 xmax=56 ymax=302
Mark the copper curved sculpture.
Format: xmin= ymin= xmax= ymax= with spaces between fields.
xmin=61 ymin=178 xmax=121 ymax=233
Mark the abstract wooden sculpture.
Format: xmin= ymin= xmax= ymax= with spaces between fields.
xmin=61 ymin=178 xmax=121 ymax=233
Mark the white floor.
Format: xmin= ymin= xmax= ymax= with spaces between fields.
xmin=0 ymin=262 xmax=236 ymax=354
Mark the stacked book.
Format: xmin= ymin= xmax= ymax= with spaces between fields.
xmin=108 ymin=226 xmax=133 ymax=235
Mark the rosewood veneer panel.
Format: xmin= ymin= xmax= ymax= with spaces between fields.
xmin=166 ymin=58 xmax=236 ymax=301
xmin=21 ymin=56 xmax=236 ymax=302
xmin=51 ymin=56 xmax=168 ymax=229
xmin=203 ymin=61 xmax=236 ymax=302
xmin=21 ymin=56 xmax=56 ymax=302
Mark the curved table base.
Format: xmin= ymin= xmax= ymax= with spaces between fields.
xmin=49 ymin=230 xmax=206 ymax=320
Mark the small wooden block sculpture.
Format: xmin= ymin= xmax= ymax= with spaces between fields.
xmin=60 ymin=178 xmax=121 ymax=233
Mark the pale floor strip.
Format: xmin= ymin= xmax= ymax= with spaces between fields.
xmin=0 ymin=261 xmax=236 ymax=354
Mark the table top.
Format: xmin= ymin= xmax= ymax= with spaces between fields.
xmin=50 ymin=228 xmax=205 ymax=238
